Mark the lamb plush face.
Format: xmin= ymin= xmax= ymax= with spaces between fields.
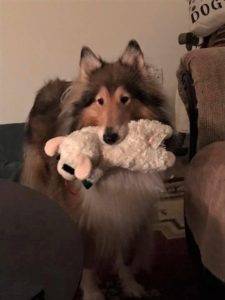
xmin=44 ymin=130 xmax=101 ymax=181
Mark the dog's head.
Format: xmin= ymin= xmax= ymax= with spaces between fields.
xmin=59 ymin=40 xmax=170 ymax=144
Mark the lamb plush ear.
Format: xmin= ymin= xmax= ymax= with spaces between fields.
xmin=80 ymin=46 xmax=102 ymax=78
xmin=75 ymin=154 xmax=93 ymax=180
xmin=44 ymin=136 xmax=65 ymax=157
xmin=120 ymin=40 xmax=144 ymax=68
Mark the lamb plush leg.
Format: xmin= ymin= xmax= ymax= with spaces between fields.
xmin=81 ymin=269 xmax=105 ymax=300
xmin=117 ymin=253 xmax=147 ymax=298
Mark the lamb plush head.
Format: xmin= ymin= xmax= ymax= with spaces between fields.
xmin=44 ymin=120 xmax=176 ymax=187
xmin=44 ymin=129 xmax=101 ymax=181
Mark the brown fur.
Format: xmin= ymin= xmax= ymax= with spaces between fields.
xmin=80 ymin=86 xmax=158 ymax=129
xmin=21 ymin=41 xmax=171 ymax=299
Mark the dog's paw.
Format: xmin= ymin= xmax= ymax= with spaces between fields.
xmin=83 ymin=290 xmax=105 ymax=300
xmin=122 ymin=280 xmax=147 ymax=298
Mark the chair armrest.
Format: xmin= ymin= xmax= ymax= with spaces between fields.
xmin=177 ymin=67 xmax=198 ymax=160
xmin=177 ymin=47 xmax=225 ymax=154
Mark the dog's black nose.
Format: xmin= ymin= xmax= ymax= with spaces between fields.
xmin=103 ymin=128 xmax=119 ymax=145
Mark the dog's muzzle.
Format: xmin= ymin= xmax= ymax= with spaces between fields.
xmin=103 ymin=127 xmax=119 ymax=145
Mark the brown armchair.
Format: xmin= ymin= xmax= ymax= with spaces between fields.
xmin=177 ymin=46 xmax=225 ymax=297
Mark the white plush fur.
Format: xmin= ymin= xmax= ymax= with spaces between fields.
xmin=47 ymin=119 xmax=175 ymax=184
xmin=103 ymin=119 xmax=175 ymax=173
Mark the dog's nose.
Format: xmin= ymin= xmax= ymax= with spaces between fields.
xmin=103 ymin=128 xmax=119 ymax=145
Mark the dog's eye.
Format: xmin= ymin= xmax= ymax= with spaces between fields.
xmin=120 ymin=96 xmax=130 ymax=105
xmin=97 ymin=98 xmax=104 ymax=106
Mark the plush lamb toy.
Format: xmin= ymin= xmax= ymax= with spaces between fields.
xmin=44 ymin=120 xmax=175 ymax=188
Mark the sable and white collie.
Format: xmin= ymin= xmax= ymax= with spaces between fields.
xmin=21 ymin=40 xmax=172 ymax=300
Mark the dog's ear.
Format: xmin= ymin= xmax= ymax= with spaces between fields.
xmin=120 ymin=40 xmax=144 ymax=69
xmin=74 ymin=154 xmax=92 ymax=180
xmin=44 ymin=136 xmax=65 ymax=157
xmin=80 ymin=46 xmax=102 ymax=78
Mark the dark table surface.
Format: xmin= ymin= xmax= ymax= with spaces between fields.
xmin=0 ymin=179 xmax=83 ymax=300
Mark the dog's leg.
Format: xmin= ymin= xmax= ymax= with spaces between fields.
xmin=81 ymin=269 xmax=105 ymax=300
xmin=131 ymin=223 xmax=154 ymax=275
xmin=117 ymin=253 xmax=147 ymax=298
xmin=20 ymin=145 xmax=48 ymax=194
xmin=131 ymin=205 xmax=157 ymax=275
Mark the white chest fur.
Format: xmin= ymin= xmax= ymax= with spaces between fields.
xmin=78 ymin=169 xmax=163 ymax=256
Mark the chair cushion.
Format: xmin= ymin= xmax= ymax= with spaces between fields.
xmin=185 ymin=141 xmax=225 ymax=282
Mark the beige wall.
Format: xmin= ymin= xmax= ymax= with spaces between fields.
xmin=0 ymin=0 xmax=188 ymax=124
